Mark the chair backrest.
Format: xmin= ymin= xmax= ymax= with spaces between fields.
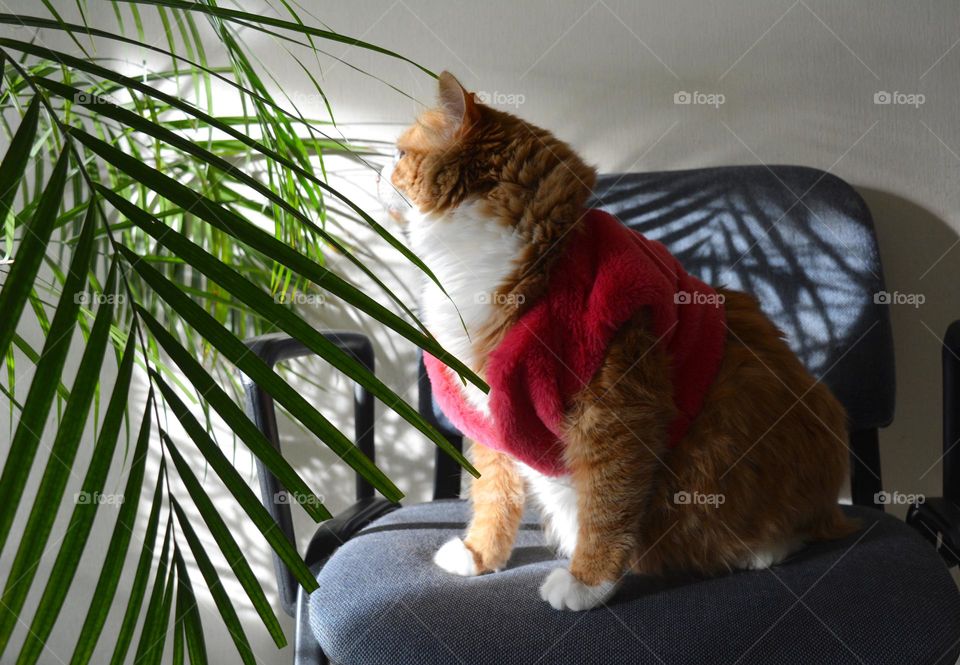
xmin=590 ymin=166 xmax=895 ymax=432
xmin=423 ymin=166 xmax=896 ymax=501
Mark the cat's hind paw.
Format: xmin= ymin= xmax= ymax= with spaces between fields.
xmin=433 ymin=537 xmax=480 ymax=576
xmin=539 ymin=568 xmax=616 ymax=611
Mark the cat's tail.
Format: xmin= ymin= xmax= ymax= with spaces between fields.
xmin=807 ymin=506 xmax=861 ymax=542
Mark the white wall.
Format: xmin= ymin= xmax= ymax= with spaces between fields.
xmin=1 ymin=1 xmax=958 ymax=663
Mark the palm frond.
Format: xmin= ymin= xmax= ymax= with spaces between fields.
xmin=0 ymin=2 xmax=478 ymax=662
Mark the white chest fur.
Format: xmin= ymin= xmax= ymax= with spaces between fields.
xmin=408 ymin=201 xmax=580 ymax=557
xmin=407 ymin=201 xmax=523 ymax=415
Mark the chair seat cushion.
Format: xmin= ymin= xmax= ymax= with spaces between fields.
xmin=310 ymin=500 xmax=960 ymax=665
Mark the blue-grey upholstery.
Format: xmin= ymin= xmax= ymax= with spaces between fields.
xmin=429 ymin=166 xmax=895 ymax=437
xmin=311 ymin=500 xmax=960 ymax=665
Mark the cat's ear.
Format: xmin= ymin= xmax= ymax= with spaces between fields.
xmin=437 ymin=71 xmax=479 ymax=136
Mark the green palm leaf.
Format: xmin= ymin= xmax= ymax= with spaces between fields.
xmin=172 ymin=498 xmax=257 ymax=665
xmin=0 ymin=258 xmax=118 ymax=656
xmin=103 ymin=462 xmax=169 ymax=665
xmin=65 ymin=117 xmax=475 ymax=380
xmin=126 ymin=518 xmax=174 ymax=665
xmin=163 ymin=429 xmax=286 ymax=647
xmin=105 ymin=185 xmax=476 ymax=476
xmin=0 ymin=95 xmax=38 ymax=235
xmin=1 ymin=38 xmax=473 ymax=357
xmin=16 ymin=330 xmax=137 ymax=665
xmin=173 ymin=548 xmax=208 ymax=665
xmin=122 ymin=249 xmax=402 ymax=501
xmin=153 ymin=370 xmax=320 ymax=592
xmin=0 ymin=133 xmax=63 ymax=363
xmin=68 ymin=401 xmax=155 ymax=665
xmin=0 ymin=178 xmax=89 ymax=555
xmin=137 ymin=304 xmax=331 ymax=521
xmin=121 ymin=0 xmax=437 ymax=77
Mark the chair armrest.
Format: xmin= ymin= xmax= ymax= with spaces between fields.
xmin=906 ymin=320 xmax=960 ymax=567
xmin=303 ymin=496 xmax=400 ymax=567
xmin=908 ymin=498 xmax=960 ymax=567
xmin=241 ymin=331 xmax=377 ymax=616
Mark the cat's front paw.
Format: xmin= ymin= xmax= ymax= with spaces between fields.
xmin=433 ymin=537 xmax=480 ymax=576
xmin=539 ymin=568 xmax=616 ymax=611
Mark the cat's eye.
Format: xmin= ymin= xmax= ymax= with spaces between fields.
xmin=394 ymin=148 xmax=406 ymax=162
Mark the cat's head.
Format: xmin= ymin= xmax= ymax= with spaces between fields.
xmin=379 ymin=72 xmax=596 ymax=236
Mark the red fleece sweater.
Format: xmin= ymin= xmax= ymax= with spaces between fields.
xmin=424 ymin=208 xmax=726 ymax=477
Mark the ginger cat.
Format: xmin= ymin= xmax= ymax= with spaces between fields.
xmin=379 ymin=72 xmax=854 ymax=611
